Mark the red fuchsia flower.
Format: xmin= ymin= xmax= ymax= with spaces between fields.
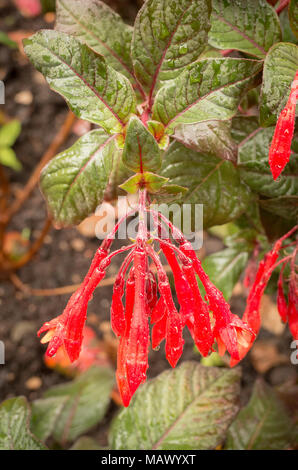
xmin=38 ymin=189 xmax=261 ymax=406
xmin=268 ymin=69 xmax=298 ymax=180
xmin=231 ymin=226 xmax=298 ymax=366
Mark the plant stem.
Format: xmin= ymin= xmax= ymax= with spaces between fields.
xmin=4 ymin=111 xmax=76 ymax=224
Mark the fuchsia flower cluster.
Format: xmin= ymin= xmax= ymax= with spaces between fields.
xmin=38 ymin=189 xmax=256 ymax=406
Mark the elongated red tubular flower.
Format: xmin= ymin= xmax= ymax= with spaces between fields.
xmin=151 ymin=307 xmax=167 ymax=350
xmin=178 ymin=240 xmax=252 ymax=361
xmin=269 ymin=70 xmax=298 ymax=180
xmin=111 ymin=250 xmax=135 ymax=337
xmin=149 ymin=246 xmax=184 ymax=367
xmin=38 ymin=242 xmax=112 ymax=361
xmin=125 ymin=247 xmax=150 ymax=396
xmin=116 ymin=268 xmax=135 ymax=407
xmin=277 ymin=264 xmax=288 ymax=323
xmin=159 ymin=239 xmax=195 ymax=326
xmin=182 ymin=261 xmax=213 ymax=357
xmin=146 ymin=271 xmax=158 ymax=313
xmin=39 ymin=262 xmax=109 ymax=362
xmin=288 ymin=272 xmax=298 ymax=341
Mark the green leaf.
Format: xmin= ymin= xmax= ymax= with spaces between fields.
xmin=42 ymin=366 xmax=114 ymax=444
xmin=24 ymin=30 xmax=136 ymax=133
xmin=31 ymin=396 xmax=68 ymax=442
xmin=0 ymin=31 xmax=17 ymax=49
xmin=238 ymin=127 xmax=298 ymax=198
xmin=259 ymin=195 xmax=298 ymax=221
xmin=289 ymin=0 xmax=298 ymax=39
xmin=160 ymin=142 xmax=252 ymax=227
xmin=40 ymin=129 xmax=117 ymax=227
xmin=209 ymin=0 xmax=281 ymax=59
xmin=0 ymin=397 xmax=46 ymax=450
xmin=122 ymin=116 xmax=161 ymax=172
xmin=260 ymin=42 xmax=298 ymax=127
xmin=153 ymin=58 xmax=262 ymax=134
xmin=225 ymin=380 xmax=296 ymax=450
xmin=132 ymin=0 xmax=211 ymax=94
xmin=0 ymin=148 xmax=22 ymax=171
xmin=202 ymin=248 xmax=250 ymax=300
xmin=109 ymin=362 xmax=241 ymax=450
xmin=0 ymin=120 xmax=21 ymax=147
xmin=174 ymin=120 xmax=237 ymax=162
xmin=230 ymin=115 xmax=259 ymax=143
xmin=70 ymin=436 xmax=104 ymax=450
xmin=56 ymin=0 xmax=134 ymax=81
xmin=119 ymin=172 xmax=168 ymax=194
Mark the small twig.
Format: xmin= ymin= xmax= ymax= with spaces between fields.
xmin=4 ymin=111 xmax=76 ymax=224
xmin=10 ymin=264 xmax=173 ymax=297
xmin=0 ymin=165 xmax=10 ymax=257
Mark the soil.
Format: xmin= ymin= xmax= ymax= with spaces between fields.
xmin=0 ymin=0 xmax=297 ymax=449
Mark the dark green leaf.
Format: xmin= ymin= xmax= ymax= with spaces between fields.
xmin=153 ymin=58 xmax=262 ymax=133
xmin=260 ymin=42 xmax=298 ymax=127
xmin=43 ymin=366 xmax=114 ymax=444
xmin=109 ymin=362 xmax=241 ymax=450
xmin=259 ymin=195 xmax=298 ymax=221
xmin=56 ymin=0 xmax=134 ymax=80
xmin=0 ymin=397 xmax=46 ymax=450
xmin=225 ymin=380 xmax=296 ymax=450
xmin=40 ymin=129 xmax=117 ymax=227
xmin=174 ymin=120 xmax=237 ymax=162
xmin=289 ymin=0 xmax=298 ymax=39
xmin=209 ymin=0 xmax=281 ymax=59
xmin=122 ymin=116 xmax=161 ymax=172
xmin=238 ymin=127 xmax=298 ymax=198
xmin=24 ymin=30 xmax=136 ymax=133
xmin=202 ymin=248 xmax=250 ymax=300
xmin=132 ymin=0 xmax=211 ymax=94
xmin=230 ymin=115 xmax=259 ymax=143
xmin=160 ymin=142 xmax=252 ymax=227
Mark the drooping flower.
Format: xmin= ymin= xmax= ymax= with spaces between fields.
xmin=268 ymin=70 xmax=298 ymax=180
xmin=231 ymin=226 xmax=298 ymax=366
xmin=39 ymin=189 xmax=275 ymax=406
